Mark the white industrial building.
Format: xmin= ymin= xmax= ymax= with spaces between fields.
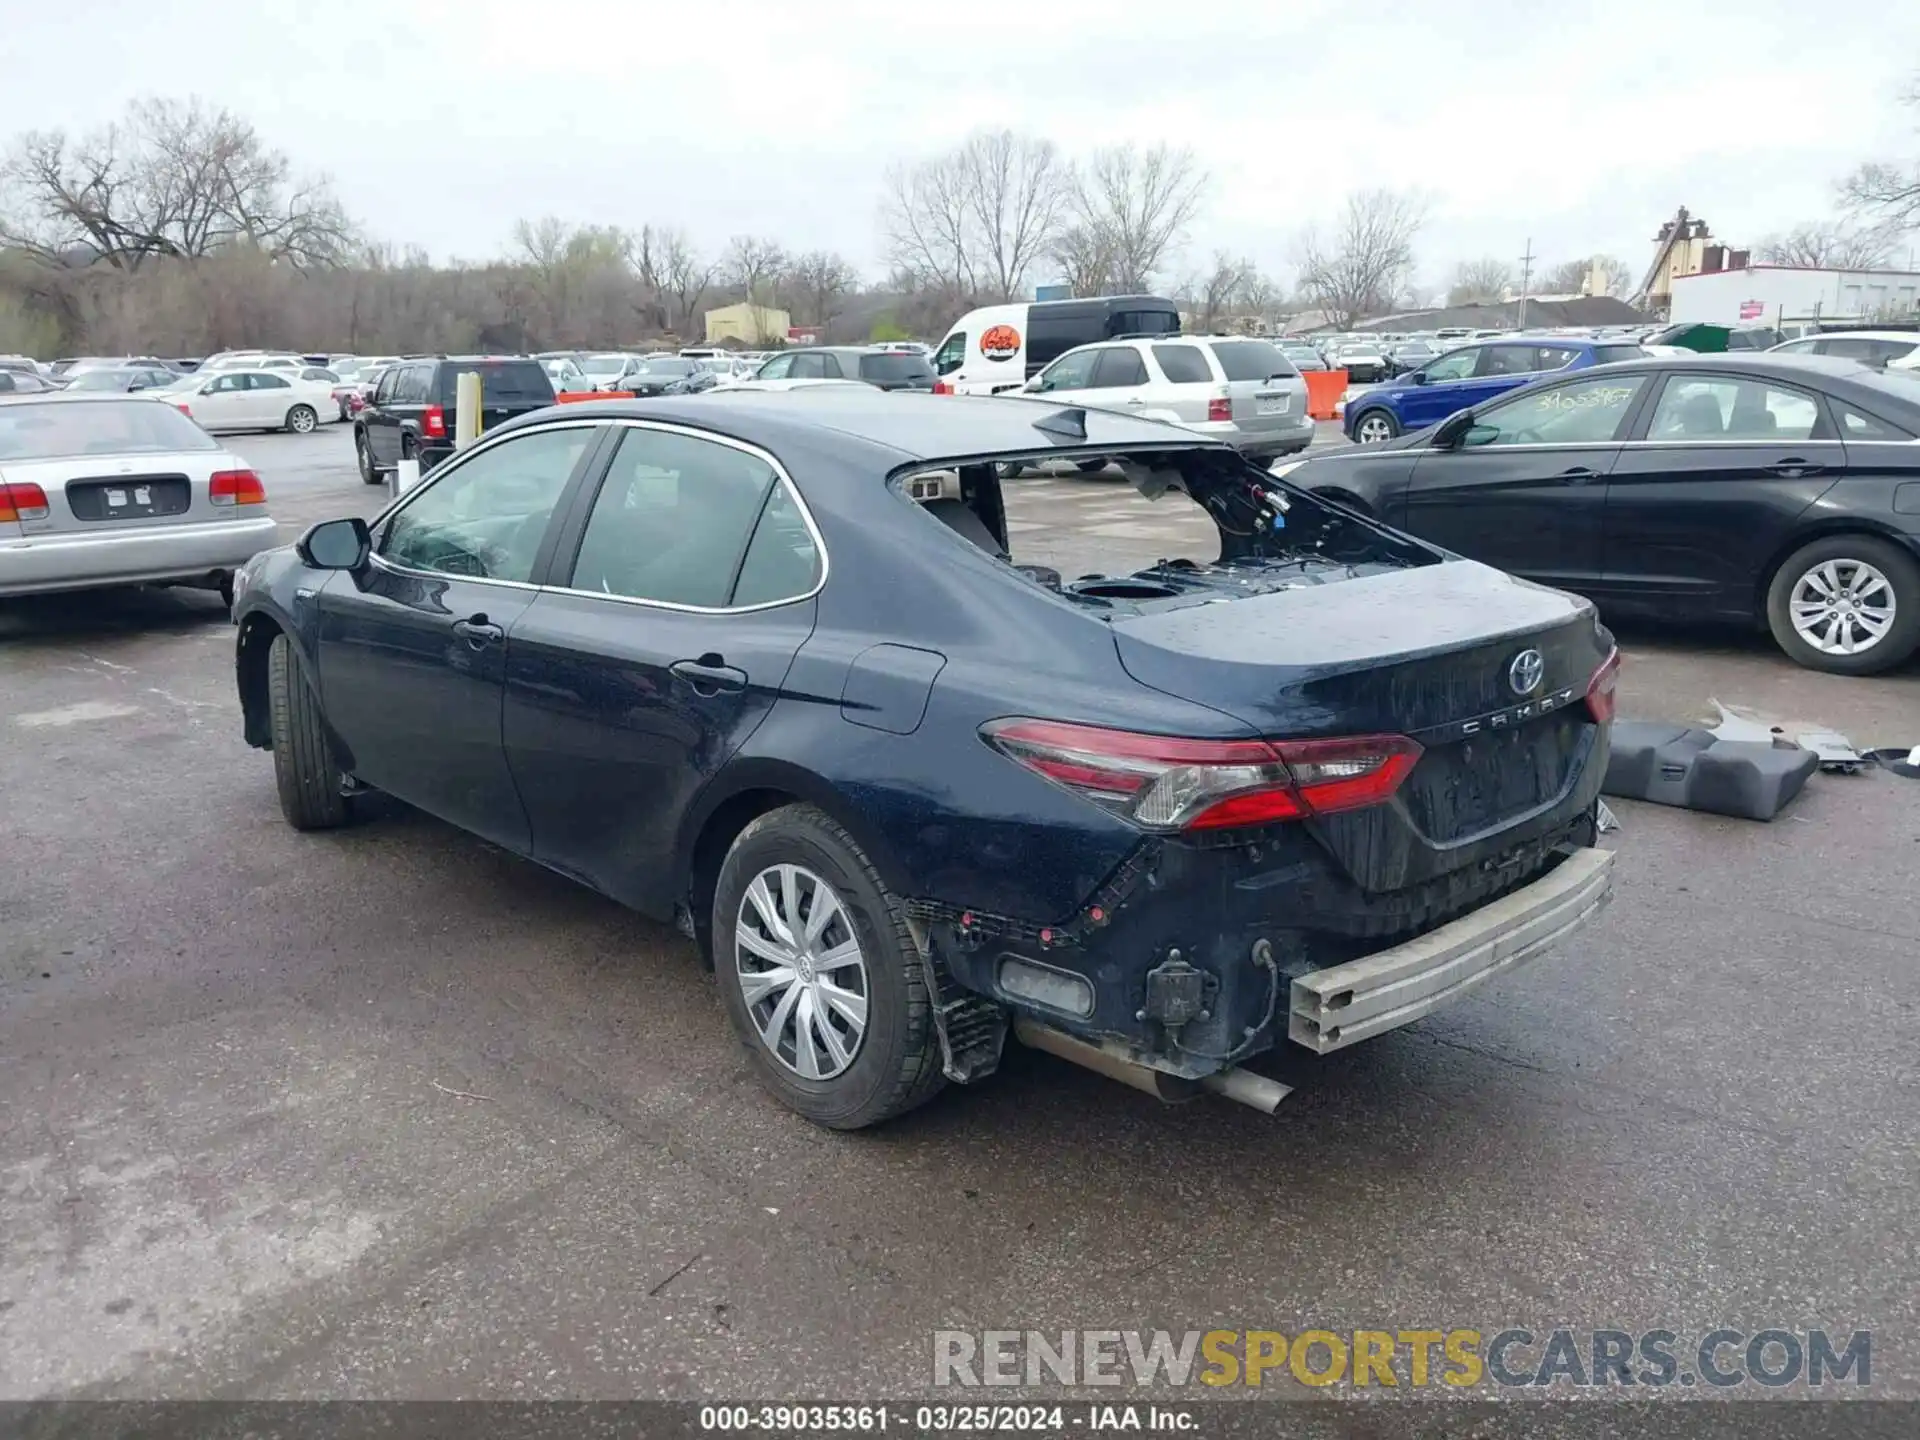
xmin=1669 ymin=264 xmax=1920 ymax=330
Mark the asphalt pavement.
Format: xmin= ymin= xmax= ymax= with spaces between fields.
xmin=2 ymin=423 xmax=1917 ymax=1412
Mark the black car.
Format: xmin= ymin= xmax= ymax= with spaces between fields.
xmin=354 ymin=356 xmax=556 ymax=482
xmin=755 ymin=347 xmax=936 ymax=390
xmin=232 ymin=390 xmax=1617 ymax=1128
xmin=620 ymin=357 xmax=701 ymax=396
xmin=1278 ymin=353 xmax=1920 ymax=675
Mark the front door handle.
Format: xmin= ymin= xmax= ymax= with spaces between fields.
xmin=1766 ymin=458 xmax=1826 ymax=478
xmin=1122 ymin=397 xmax=1146 ymax=406
xmin=671 ymin=657 xmax=748 ymax=695
xmin=1559 ymin=466 xmax=1601 ymax=485
xmin=452 ymin=616 xmax=505 ymax=647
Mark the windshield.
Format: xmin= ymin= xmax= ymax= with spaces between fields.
xmin=0 ymin=399 xmax=220 ymax=460
xmin=65 ymin=370 xmax=136 ymax=390
xmin=639 ymin=358 xmax=697 ymax=376
xmin=582 ymin=355 xmax=630 ymax=376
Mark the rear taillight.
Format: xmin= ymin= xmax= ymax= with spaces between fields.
xmin=0 ymin=481 xmax=50 ymax=522
xmin=174 ymin=402 xmax=193 ymax=417
xmin=982 ymin=719 xmax=1422 ymax=832
xmin=932 ymin=378 xmax=953 ymax=395
xmin=209 ymin=468 xmax=266 ymax=506
xmin=1207 ymin=393 xmax=1232 ymax=422
xmin=1585 ymin=648 xmax=1621 ymax=724
xmin=422 ymin=402 xmax=447 ymax=438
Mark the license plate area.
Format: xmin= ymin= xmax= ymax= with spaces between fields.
xmin=66 ymin=475 xmax=191 ymax=521
xmin=1256 ymin=394 xmax=1290 ymax=415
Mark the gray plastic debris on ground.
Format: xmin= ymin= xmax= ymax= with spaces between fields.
xmin=1595 ymin=798 xmax=1622 ymax=833
xmin=1794 ymin=729 xmax=1866 ymax=773
xmin=1604 ymin=721 xmax=1819 ymax=821
xmin=1868 ymin=746 xmax=1920 ymax=780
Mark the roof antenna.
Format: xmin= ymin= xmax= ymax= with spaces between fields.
xmin=1032 ymin=406 xmax=1087 ymax=441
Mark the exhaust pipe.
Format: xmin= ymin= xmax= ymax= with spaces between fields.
xmin=1013 ymin=1019 xmax=1289 ymax=1114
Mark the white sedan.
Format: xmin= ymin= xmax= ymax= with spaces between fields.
xmin=168 ymin=368 xmax=336 ymax=434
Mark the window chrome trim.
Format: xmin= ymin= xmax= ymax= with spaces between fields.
xmin=540 ymin=416 xmax=830 ymax=616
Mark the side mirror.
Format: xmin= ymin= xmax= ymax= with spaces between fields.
xmin=1432 ymin=410 xmax=1477 ymax=449
xmin=297 ymin=517 xmax=371 ymax=571
xmin=1409 ymin=370 xmax=1429 ymax=385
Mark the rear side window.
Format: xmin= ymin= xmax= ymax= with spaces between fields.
xmin=1088 ymin=349 xmax=1149 ymax=388
xmin=439 ymin=362 xmax=555 ymax=405
xmin=1477 ymin=345 xmax=1538 ymax=377
xmin=1836 ymin=404 xmax=1912 ymax=440
xmin=858 ymin=353 xmax=934 ymax=384
xmin=731 ymin=479 xmax=823 ymax=607
xmin=1535 ymin=346 xmax=1579 ymax=370
xmin=1208 ymin=340 xmax=1293 ymax=381
xmin=1151 ymin=344 xmax=1213 ymax=384
xmin=1648 ymin=377 xmax=1820 ymax=442
xmin=568 ymin=428 xmax=780 ymax=608
xmin=396 ymin=365 xmax=432 ymax=403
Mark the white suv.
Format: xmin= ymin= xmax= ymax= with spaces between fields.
xmin=1020 ymin=336 xmax=1314 ymax=462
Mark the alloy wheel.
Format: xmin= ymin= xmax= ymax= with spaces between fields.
xmin=1356 ymin=414 xmax=1394 ymax=444
xmin=734 ymin=864 xmax=870 ymax=1081
xmin=1789 ymin=558 xmax=1896 ymax=656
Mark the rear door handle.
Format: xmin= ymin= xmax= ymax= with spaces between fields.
xmin=452 ymin=616 xmax=504 ymax=646
xmin=1766 ymin=458 xmax=1826 ymax=478
xmin=1559 ymin=466 xmax=1601 ymax=485
xmin=671 ymin=657 xmax=748 ymax=694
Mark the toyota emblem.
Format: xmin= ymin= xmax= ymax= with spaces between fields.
xmin=1508 ymin=648 xmax=1545 ymax=696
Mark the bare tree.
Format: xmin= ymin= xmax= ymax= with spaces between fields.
xmin=1050 ymin=224 xmax=1116 ymax=298
xmin=0 ymin=98 xmax=355 ymax=270
xmin=1447 ymin=256 xmax=1511 ymax=305
xmin=1067 ymin=143 xmax=1207 ymax=293
xmin=1755 ymin=221 xmax=1899 ymax=270
xmin=1185 ymin=250 xmax=1252 ymax=332
xmin=785 ymin=250 xmax=860 ymax=328
xmin=881 ymin=129 xmax=1068 ymax=304
xmin=1842 ymin=72 xmax=1920 ymax=229
xmin=1539 ymin=259 xmax=1590 ymax=295
xmin=662 ymin=230 xmax=715 ymax=336
xmin=1236 ymin=269 xmax=1280 ymax=324
xmin=1293 ymin=189 xmax=1428 ymax=329
xmin=722 ymin=235 xmax=787 ymax=306
xmin=1588 ymin=254 xmax=1633 ymax=299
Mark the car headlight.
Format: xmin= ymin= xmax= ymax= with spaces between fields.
xmin=1269 ymin=459 xmax=1308 ymax=478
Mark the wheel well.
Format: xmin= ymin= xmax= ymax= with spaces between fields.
xmin=1752 ymin=523 xmax=1919 ymax=622
xmin=236 ymin=613 xmax=283 ymax=748
xmin=684 ymin=787 xmax=800 ymax=967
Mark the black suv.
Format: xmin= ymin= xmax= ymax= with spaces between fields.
xmin=355 ymin=356 xmax=556 ymax=483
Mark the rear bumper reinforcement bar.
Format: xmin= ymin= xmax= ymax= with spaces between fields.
xmin=1289 ymin=847 xmax=1614 ymax=1055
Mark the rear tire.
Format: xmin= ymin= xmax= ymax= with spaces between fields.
xmin=1765 ymin=534 xmax=1920 ymax=675
xmin=356 ymin=428 xmax=383 ymax=484
xmin=713 ymin=804 xmax=945 ymax=1129
xmin=1074 ymin=459 xmax=1108 ymax=475
xmin=285 ymin=404 xmax=318 ymax=434
xmin=266 ymin=634 xmax=354 ymax=830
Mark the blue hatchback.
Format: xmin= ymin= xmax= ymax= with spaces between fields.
xmin=1343 ymin=337 xmax=1651 ymax=444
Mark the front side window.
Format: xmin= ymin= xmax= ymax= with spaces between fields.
xmin=1422 ymin=348 xmax=1479 ymax=382
xmin=207 ymin=374 xmax=247 ymax=394
xmin=1647 ymin=377 xmax=1820 ymax=443
xmin=932 ymin=331 xmax=967 ymax=376
xmin=1461 ymin=375 xmax=1648 ymax=448
xmin=568 ymin=428 xmax=783 ymax=608
xmin=1033 ymin=348 xmax=1099 ymax=392
xmin=372 ymin=369 xmax=397 ymax=404
xmin=380 ymin=425 xmax=593 ymax=582
xmin=790 ymin=353 xmax=830 ymax=380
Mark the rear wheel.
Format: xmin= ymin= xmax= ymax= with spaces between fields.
xmin=1354 ymin=409 xmax=1399 ymax=444
xmin=1074 ymin=459 xmax=1108 ymax=475
xmin=285 ymin=404 xmax=318 ymax=434
xmin=1765 ymin=534 xmax=1920 ymax=675
xmin=266 ymin=634 xmax=354 ymax=830
xmin=713 ymin=804 xmax=944 ymax=1129
xmin=355 ymin=428 xmax=383 ymax=484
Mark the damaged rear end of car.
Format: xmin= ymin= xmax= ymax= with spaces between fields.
xmin=878 ymin=434 xmax=1617 ymax=1109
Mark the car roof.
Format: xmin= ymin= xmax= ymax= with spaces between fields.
xmin=1779 ymin=329 xmax=1920 ymax=342
xmin=495 ymin=389 xmax=1227 ymax=464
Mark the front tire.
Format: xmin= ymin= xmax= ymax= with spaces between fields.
xmin=1765 ymin=534 xmax=1920 ymax=675
xmin=285 ymin=404 xmax=318 ymax=434
xmin=713 ymin=804 xmax=944 ymax=1129
xmin=1353 ymin=409 xmax=1400 ymax=444
xmin=266 ymin=634 xmax=354 ymax=830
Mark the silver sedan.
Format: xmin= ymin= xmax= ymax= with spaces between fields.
xmin=0 ymin=393 xmax=278 ymax=606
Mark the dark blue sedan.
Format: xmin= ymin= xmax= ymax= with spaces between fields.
xmin=1344 ymin=337 xmax=1652 ymax=445
xmin=232 ymin=391 xmax=1619 ymax=1127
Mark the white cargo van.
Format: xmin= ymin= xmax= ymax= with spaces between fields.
xmin=930 ymin=295 xmax=1182 ymax=395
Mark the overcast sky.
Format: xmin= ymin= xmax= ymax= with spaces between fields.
xmin=9 ymin=0 xmax=1920 ymax=294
